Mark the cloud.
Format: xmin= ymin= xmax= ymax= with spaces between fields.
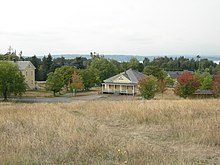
xmin=0 ymin=0 xmax=220 ymax=55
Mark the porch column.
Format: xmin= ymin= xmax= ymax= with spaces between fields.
xmin=133 ymin=85 xmax=135 ymax=96
xmin=114 ymin=84 xmax=116 ymax=93
xmin=126 ymin=85 xmax=128 ymax=94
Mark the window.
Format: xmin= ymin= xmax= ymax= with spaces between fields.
xmin=31 ymin=80 xmax=33 ymax=84
xmin=31 ymin=71 xmax=33 ymax=76
xmin=119 ymin=76 xmax=123 ymax=80
xmin=26 ymin=71 xmax=28 ymax=76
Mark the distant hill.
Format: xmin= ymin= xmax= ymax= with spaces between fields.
xmin=27 ymin=54 xmax=220 ymax=63
xmin=51 ymin=54 xmax=157 ymax=61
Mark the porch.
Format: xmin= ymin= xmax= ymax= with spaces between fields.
xmin=101 ymin=83 xmax=138 ymax=96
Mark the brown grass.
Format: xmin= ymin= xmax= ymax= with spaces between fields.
xmin=23 ymin=90 xmax=53 ymax=97
xmin=0 ymin=100 xmax=220 ymax=164
xmin=76 ymin=87 xmax=101 ymax=96
xmin=23 ymin=87 xmax=101 ymax=97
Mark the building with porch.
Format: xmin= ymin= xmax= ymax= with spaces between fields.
xmin=102 ymin=68 xmax=145 ymax=95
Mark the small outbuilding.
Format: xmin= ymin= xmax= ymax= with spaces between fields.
xmin=192 ymin=89 xmax=214 ymax=98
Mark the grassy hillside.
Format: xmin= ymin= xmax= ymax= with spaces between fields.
xmin=0 ymin=100 xmax=220 ymax=164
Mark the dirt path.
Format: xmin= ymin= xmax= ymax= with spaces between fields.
xmin=0 ymin=93 xmax=102 ymax=103
xmin=0 ymin=93 xmax=136 ymax=103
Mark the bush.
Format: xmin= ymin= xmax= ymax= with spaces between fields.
xmin=138 ymin=75 xmax=157 ymax=99
xmin=165 ymin=76 xmax=175 ymax=87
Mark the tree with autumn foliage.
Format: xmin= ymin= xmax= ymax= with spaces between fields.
xmin=157 ymin=79 xmax=167 ymax=98
xmin=212 ymin=73 xmax=220 ymax=97
xmin=175 ymin=71 xmax=200 ymax=98
xmin=69 ymin=71 xmax=84 ymax=94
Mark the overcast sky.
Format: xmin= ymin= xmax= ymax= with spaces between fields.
xmin=0 ymin=0 xmax=220 ymax=56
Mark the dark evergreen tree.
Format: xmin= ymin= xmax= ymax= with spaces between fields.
xmin=30 ymin=55 xmax=41 ymax=81
xmin=143 ymin=57 xmax=150 ymax=67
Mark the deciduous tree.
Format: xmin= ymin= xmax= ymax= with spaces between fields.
xmin=54 ymin=66 xmax=75 ymax=91
xmin=138 ymin=75 xmax=157 ymax=99
xmin=195 ymin=71 xmax=213 ymax=90
xmin=45 ymin=72 xmax=64 ymax=96
xmin=175 ymin=71 xmax=199 ymax=98
xmin=212 ymin=73 xmax=220 ymax=97
xmin=144 ymin=66 xmax=167 ymax=80
xmin=79 ymin=69 xmax=96 ymax=90
xmin=69 ymin=71 xmax=84 ymax=93
xmin=128 ymin=58 xmax=139 ymax=70
xmin=0 ymin=61 xmax=26 ymax=100
xmin=157 ymin=79 xmax=167 ymax=98
xmin=88 ymin=57 xmax=118 ymax=85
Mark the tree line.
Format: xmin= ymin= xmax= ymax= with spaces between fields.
xmin=1 ymin=52 xmax=220 ymax=99
xmin=3 ymin=53 xmax=217 ymax=82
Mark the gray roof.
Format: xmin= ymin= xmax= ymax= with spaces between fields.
xmin=193 ymin=89 xmax=213 ymax=95
xmin=104 ymin=68 xmax=145 ymax=83
xmin=168 ymin=71 xmax=194 ymax=79
xmin=15 ymin=61 xmax=36 ymax=70
xmin=167 ymin=71 xmax=181 ymax=79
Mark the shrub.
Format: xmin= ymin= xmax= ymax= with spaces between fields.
xmin=165 ymin=76 xmax=175 ymax=87
xmin=138 ymin=75 xmax=157 ymax=99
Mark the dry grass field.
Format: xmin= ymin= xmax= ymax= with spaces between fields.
xmin=22 ymin=87 xmax=101 ymax=98
xmin=0 ymin=100 xmax=220 ymax=164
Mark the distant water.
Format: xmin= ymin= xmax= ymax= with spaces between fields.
xmin=25 ymin=54 xmax=220 ymax=63
xmin=214 ymin=61 xmax=220 ymax=64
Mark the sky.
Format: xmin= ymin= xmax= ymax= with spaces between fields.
xmin=0 ymin=0 xmax=220 ymax=56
